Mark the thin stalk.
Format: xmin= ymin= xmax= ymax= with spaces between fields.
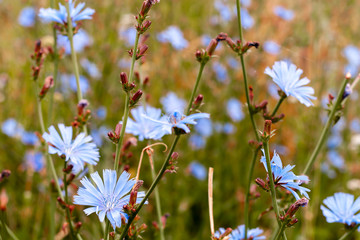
xmin=119 ymin=136 xmax=180 ymax=239
xmin=151 ymin=163 xmax=165 ymax=240
xmin=0 ymin=222 xmax=19 ymax=240
xmin=64 ymin=162 xmax=76 ymax=240
xmin=35 ymin=83 xmax=64 ymax=200
xmin=114 ymin=92 xmax=130 ymax=172
xmin=338 ymin=225 xmax=359 ymax=240
xmin=273 ymin=223 xmax=286 ymax=240
xmin=114 ymin=32 xmax=141 ymax=172
xmin=235 ymin=0 xmax=259 ymax=142
xmin=186 ymin=62 xmax=206 ymax=114
xmin=104 ymin=221 xmax=111 ymax=240
xmin=263 ymin=141 xmax=287 ymax=240
xmin=303 ymin=77 xmax=349 ymax=175
xmin=49 ymin=196 xmax=55 ymax=240
xmin=271 ymin=96 xmax=286 ymax=117
xmin=243 ymin=148 xmax=260 ymax=239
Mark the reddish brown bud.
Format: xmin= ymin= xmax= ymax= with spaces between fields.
xmin=137 ymin=45 xmax=149 ymax=58
xmin=74 ymin=222 xmax=82 ymax=230
xmin=0 ymin=170 xmax=11 ymax=182
xmin=0 ymin=189 xmax=8 ymax=211
xmin=63 ymin=164 xmax=74 ymax=174
xmin=77 ymin=99 xmax=89 ymax=115
xmin=120 ymin=72 xmax=128 ymax=85
xmin=226 ymin=37 xmax=237 ymax=51
xmin=206 ymin=39 xmax=218 ymax=56
xmin=255 ymin=178 xmax=269 ymax=191
xmin=143 ymin=76 xmax=150 ymax=86
xmin=263 ymin=120 xmax=272 ymax=136
xmin=34 ymin=40 xmax=42 ymax=53
xmin=171 ymin=152 xmax=179 ymax=160
xmin=39 ymin=76 xmax=54 ymax=99
xmin=216 ymin=32 xmax=228 ymax=41
xmin=285 ymin=198 xmax=308 ymax=219
xmin=67 ymin=173 xmax=76 ymax=184
xmin=195 ymin=50 xmax=203 ymax=62
xmin=130 ymin=90 xmax=143 ymax=106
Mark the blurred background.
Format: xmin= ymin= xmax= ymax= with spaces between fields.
xmin=1 ymin=0 xmax=360 ymax=239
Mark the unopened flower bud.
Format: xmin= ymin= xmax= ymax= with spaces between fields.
xmin=285 ymin=198 xmax=308 ymax=219
xmin=77 ymin=99 xmax=89 ymax=115
xmin=34 ymin=40 xmax=42 ymax=53
xmin=171 ymin=152 xmax=179 ymax=160
xmin=255 ymin=178 xmax=269 ymax=191
xmin=39 ymin=76 xmax=54 ymax=99
xmin=130 ymin=90 xmax=143 ymax=106
xmin=129 ymin=190 xmax=138 ymax=206
xmin=287 ymin=218 xmax=299 ymax=227
xmin=115 ymin=123 xmax=122 ymax=136
xmin=206 ymin=39 xmax=218 ymax=56
xmin=0 ymin=189 xmax=8 ymax=211
xmin=140 ymin=0 xmax=154 ymax=17
xmin=74 ymin=222 xmax=82 ymax=230
xmin=57 ymin=197 xmax=67 ymax=208
xmin=263 ymin=120 xmax=272 ymax=137
xmin=67 ymin=173 xmax=76 ymax=184
xmin=242 ymin=41 xmax=260 ymax=53
xmin=63 ymin=164 xmax=74 ymax=174
xmin=120 ymin=72 xmax=128 ymax=85
xmin=345 ymin=72 xmax=352 ymax=80
xmin=143 ymin=76 xmax=150 ymax=87
xmin=142 ymin=20 xmax=152 ymax=31
xmin=137 ymin=45 xmax=149 ymax=59
xmin=225 ymin=37 xmax=237 ymax=51
xmin=195 ymin=50 xmax=203 ymax=62
xmin=216 ymin=32 xmax=228 ymax=41
xmin=342 ymin=83 xmax=352 ymax=100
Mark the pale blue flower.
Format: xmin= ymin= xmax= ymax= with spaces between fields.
xmin=144 ymin=111 xmax=210 ymax=136
xmin=214 ymin=0 xmax=232 ymax=22
xmin=18 ymin=7 xmax=36 ymax=27
xmin=61 ymin=74 xmax=89 ymax=94
xmin=81 ymin=58 xmax=101 ymax=79
xmin=263 ymin=41 xmax=280 ymax=55
xmin=327 ymin=134 xmax=342 ymax=149
xmin=350 ymin=119 xmax=360 ymax=133
xmin=188 ymin=161 xmax=207 ymax=180
xmin=214 ymin=122 xmax=235 ymax=134
xmin=38 ymin=0 xmax=95 ymax=26
xmin=227 ymin=98 xmax=244 ymax=122
xmin=91 ymin=126 xmax=110 ymax=147
xmin=327 ymin=150 xmax=344 ymax=169
xmin=119 ymin=28 xmax=137 ymax=46
xmin=42 ymin=124 xmax=100 ymax=171
xmin=189 ymin=134 xmax=206 ymax=149
xmin=213 ymin=62 xmax=228 ymax=83
xmin=202 ymin=35 xmax=212 ymax=46
xmin=227 ymin=57 xmax=238 ymax=69
xmin=21 ymin=131 xmax=38 ymax=145
xmin=2 ymin=118 xmax=24 ymax=138
xmin=74 ymin=170 xmax=146 ymax=230
xmin=57 ymin=29 xmax=93 ymax=54
xmin=344 ymin=64 xmax=359 ymax=76
xmin=321 ymin=192 xmax=360 ymax=225
xmin=24 ymin=151 xmax=44 ymax=172
xmin=215 ymin=225 xmax=265 ymax=240
xmin=194 ymin=118 xmax=213 ymax=137
xmin=261 ymin=150 xmax=310 ymax=200
xmin=157 ymin=26 xmax=188 ymax=50
xmin=96 ymin=107 xmax=107 ymax=120
xmin=241 ymin=0 xmax=251 ymax=7
xmin=321 ymin=162 xmax=336 ymax=179
xmin=240 ymin=8 xmax=254 ymax=29
xmin=265 ymin=61 xmax=316 ymax=107
xmin=274 ymin=6 xmax=294 ymax=21
xmin=161 ymin=92 xmax=186 ymax=114
xmin=125 ymin=105 xmax=167 ymax=141
xmin=343 ymin=45 xmax=360 ymax=67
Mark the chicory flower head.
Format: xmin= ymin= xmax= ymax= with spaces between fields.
xmin=18 ymin=7 xmax=36 ymax=27
xmin=226 ymin=98 xmax=244 ymax=122
xmin=321 ymin=192 xmax=360 ymax=226
xmin=74 ymin=170 xmax=146 ymax=230
xmin=214 ymin=225 xmax=265 ymax=240
xmin=260 ymin=150 xmax=310 ymax=200
xmin=157 ymin=26 xmax=189 ymax=50
xmin=39 ymin=0 xmax=95 ymax=26
xmin=265 ymin=61 xmax=316 ymax=107
xmin=42 ymin=124 xmax=100 ymax=171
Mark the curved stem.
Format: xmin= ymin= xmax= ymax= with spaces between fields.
xmin=119 ymin=136 xmax=180 ymax=239
xmin=338 ymin=225 xmax=359 ymax=240
xmin=114 ymin=92 xmax=130 ymax=172
xmin=186 ymin=62 xmax=206 ymax=114
xmin=271 ymin=96 xmax=286 ymax=117
xmin=303 ymin=77 xmax=349 ymax=175
xmin=243 ymin=148 xmax=260 ymax=239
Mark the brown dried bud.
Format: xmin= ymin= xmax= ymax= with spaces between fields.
xmin=225 ymin=37 xmax=237 ymax=51
xmin=130 ymin=90 xmax=143 ymax=106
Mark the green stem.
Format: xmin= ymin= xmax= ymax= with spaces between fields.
xmin=64 ymin=162 xmax=76 ymax=240
xmin=235 ymin=0 xmax=259 ymax=142
xmin=119 ymin=136 xmax=180 ymax=239
xmin=104 ymin=221 xmax=111 ymax=240
xmin=129 ymin=32 xmax=140 ymax=86
xmin=263 ymin=141 xmax=287 ymax=240
xmin=271 ymin=96 xmax=286 ymax=117
xmin=338 ymin=225 xmax=359 ymax=240
xmin=114 ymin=92 xmax=130 ymax=172
xmin=273 ymin=223 xmax=286 ymax=240
xmin=0 ymin=221 xmax=19 ymax=240
xmin=243 ymin=148 xmax=260 ymax=239
xmin=186 ymin=62 xmax=206 ymax=114
xmin=151 ymin=164 xmax=165 ymax=240
xmin=303 ymin=77 xmax=349 ymax=175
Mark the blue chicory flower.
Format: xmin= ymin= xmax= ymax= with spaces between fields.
xmin=240 ymin=8 xmax=254 ymax=29
xmin=273 ymin=6 xmax=294 ymax=21
xmin=214 ymin=0 xmax=232 ymax=22
xmin=226 ymin=98 xmax=244 ymax=122
xmin=125 ymin=105 xmax=168 ymax=141
xmin=260 ymin=150 xmax=310 ymax=200
xmin=24 ymin=151 xmax=45 ymax=172
xmin=194 ymin=118 xmax=213 ymax=137
xmin=18 ymin=7 xmax=36 ymax=27
xmin=38 ymin=0 xmax=95 ymax=26
xmin=80 ymin=58 xmax=101 ymax=79
xmin=189 ymin=134 xmax=206 ymax=150
xmin=21 ymin=131 xmax=38 ymax=145
xmin=1 ymin=118 xmax=24 ymax=138
xmin=327 ymin=150 xmax=345 ymax=169
xmin=96 ymin=107 xmax=107 ymax=120
xmin=321 ymin=192 xmax=360 ymax=226
xmin=265 ymin=61 xmax=317 ymax=107
xmin=42 ymin=124 xmax=100 ymax=171
xmin=212 ymin=62 xmax=228 ymax=83
xmin=157 ymin=26 xmax=189 ymax=50
xmin=188 ymin=161 xmax=207 ymax=180
xmin=161 ymin=92 xmax=186 ymax=114
xmin=61 ymin=74 xmax=89 ymax=94
xmin=343 ymin=45 xmax=360 ymax=67
xmin=214 ymin=225 xmax=265 ymax=240
xmin=74 ymin=170 xmax=146 ymax=230
xmin=350 ymin=119 xmax=360 ymax=133
xmin=119 ymin=28 xmax=137 ymax=46
xmin=263 ymin=40 xmax=281 ymax=55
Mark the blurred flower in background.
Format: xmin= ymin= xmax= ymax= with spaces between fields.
xmin=157 ymin=26 xmax=189 ymax=50
xmin=188 ymin=161 xmax=207 ymax=180
xmin=226 ymin=98 xmax=244 ymax=122
xmin=161 ymin=92 xmax=186 ymax=114
xmin=18 ymin=7 xmax=36 ymax=27
xmin=263 ymin=40 xmax=281 ymax=55
xmin=273 ymin=6 xmax=294 ymax=21
xmin=57 ymin=29 xmax=93 ymax=54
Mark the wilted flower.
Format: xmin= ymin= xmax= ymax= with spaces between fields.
xmin=42 ymin=124 xmax=100 ymax=171
xmin=74 ymin=170 xmax=146 ymax=229
xmin=321 ymin=192 xmax=360 ymax=226
xmin=260 ymin=150 xmax=310 ymax=200
xmin=265 ymin=61 xmax=316 ymax=107
xmin=39 ymin=0 xmax=95 ymax=26
xmin=214 ymin=225 xmax=265 ymax=240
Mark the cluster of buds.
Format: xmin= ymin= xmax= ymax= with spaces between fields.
xmin=165 ymin=152 xmax=179 ymax=174
xmin=71 ymin=100 xmax=91 ymax=129
xmin=31 ymin=40 xmax=45 ymax=81
xmin=54 ymin=21 xmax=81 ymax=36
xmin=108 ymin=123 xmax=122 ymax=144
xmin=212 ymin=228 xmax=232 ymax=240
xmin=38 ymin=76 xmax=54 ymax=100
xmin=128 ymin=44 xmax=149 ymax=60
xmin=225 ymin=35 xmax=259 ymax=55
xmin=57 ymin=197 xmax=75 ymax=214
xmin=190 ymin=94 xmax=204 ymax=113
xmin=280 ymin=198 xmax=308 ymax=227
xmin=138 ymin=0 xmax=159 ymax=22
xmin=196 ymin=33 xmax=228 ymax=63
xmin=120 ymin=72 xmax=136 ymax=92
